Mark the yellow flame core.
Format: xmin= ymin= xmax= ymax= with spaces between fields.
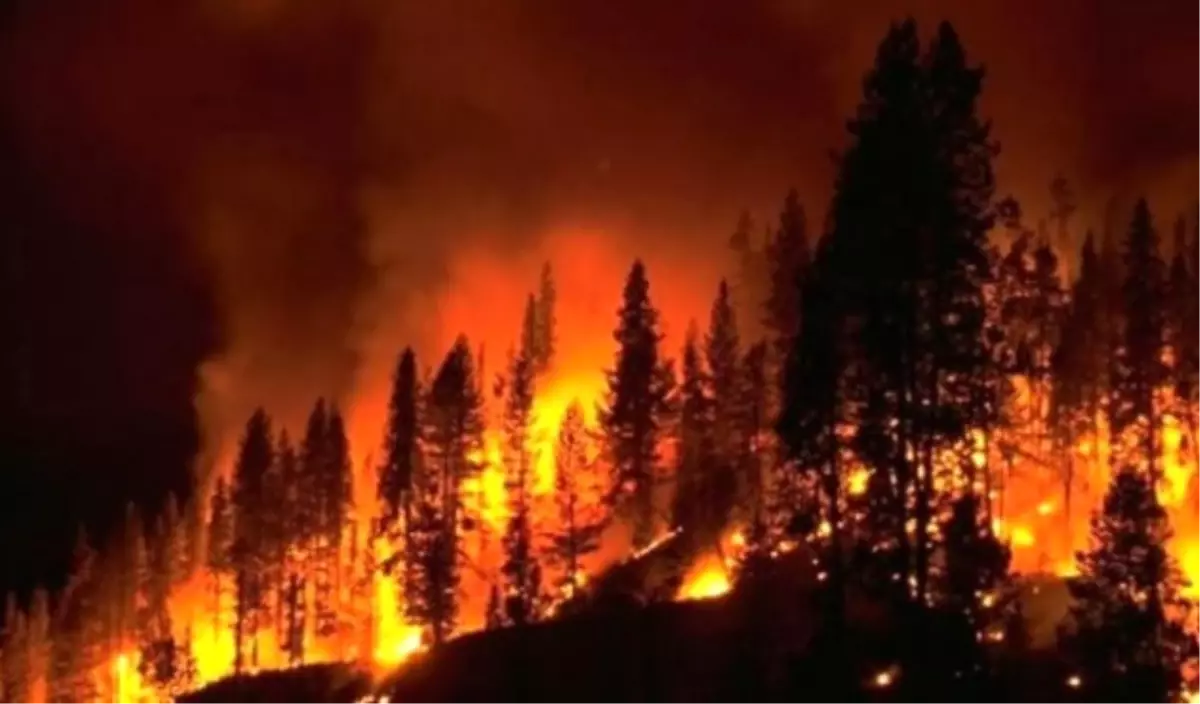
xmin=678 ymin=559 xmax=732 ymax=601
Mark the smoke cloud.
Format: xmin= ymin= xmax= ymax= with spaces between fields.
xmin=1 ymin=0 xmax=1194 ymax=520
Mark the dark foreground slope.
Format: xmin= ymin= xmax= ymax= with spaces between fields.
xmin=182 ymin=561 xmax=1082 ymax=703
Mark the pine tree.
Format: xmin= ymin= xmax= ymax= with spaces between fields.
xmin=500 ymin=337 xmax=541 ymax=626
xmin=1110 ymin=199 xmax=1168 ymax=481
xmin=763 ymin=188 xmax=811 ymax=358
xmin=535 ymin=262 xmax=557 ymax=374
xmin=728 ymin=211 xmax=767 ymax=343
xmin=1063 ymin=466 xmax=1197 ymax=701
xmin=704 ymin=280 xmax=742 ymax=530
xmin=822 ymin=20 xmax=999 ymax=608
xmin=599 ymin=260 xmax=675 ymax=549
xmin=378 ymin=348 xmax=420 ymax=535
xmin=1167 ymin=217 xmax=1198 ymax=426
xmin=314 ymin=404 xmax=353 ymax=639
xmin=407 ymin=338 xmax=486 ymax=645
xmin=672 ymin=324 xmax=716 ymax=546
xmin=231 ymin=408 xmax=274 ymax=673
xmin=548 ymin=401 xmax=605 ymax=599
xmin=1052 ymin=232 xmax=1107 ymax=533
xmin=777 ymin=237 xmax=857 ymax=621
xmin=206 ymin=476 xmax=233 ymax=640
xmin=736 ymin=341 xmax=771 ymax=563
xmin=266 ymin=430 xmax=298 ymax=648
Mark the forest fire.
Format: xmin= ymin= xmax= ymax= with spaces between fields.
xmin=0 ymin=7 xmax=1195 ymax=703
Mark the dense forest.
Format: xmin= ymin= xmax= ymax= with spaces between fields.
xmin=1 ymin=18 xmax=1197 ymax=704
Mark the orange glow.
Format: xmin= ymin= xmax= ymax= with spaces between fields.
xmin=678 ymin=556 xmax=732 ymax=601
xmin=70 ymin=230 xmax=1197 ymax=702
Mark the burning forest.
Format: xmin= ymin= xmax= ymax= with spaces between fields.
xmin=0 ymin=3 xmax=1197 ymax=703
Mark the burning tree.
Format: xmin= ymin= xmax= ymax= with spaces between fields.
xmin=1051 ymin=231 xmax=1108 ymax=533
xmin=547 ymin=401 xmax=605 ymax=599
xmin=1110 ymin=198 xmax=1168 ymax=481
xmin=499 ymin=313 xmax=543 ymax=626
xmin=534 ymin=262 xmax=557 ymax=376
xmin=704 ymin=280 xmax=744 ymax=535
xmin=49 ymin=530 xmax=103 ymax=703
xmin=205 ymin=476 xmax=233 ymax=646
xmin=406 ymin=338 xmax=485 ymax=645
xmin=600 ymin=260 xmax=676 ymax=550
xmin=378 ymin=347 xmax=421 ymax=538
xmin=672 ymin=324 xmax=717 ymax=548
xmin=1062 ymin=466 xmax=1197 ymax=701
xmin=231 ymin=408 xmax=274 ymax=673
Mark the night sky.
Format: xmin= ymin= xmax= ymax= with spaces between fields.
xmin=0 ymin=0 xmax=1195 ymax=597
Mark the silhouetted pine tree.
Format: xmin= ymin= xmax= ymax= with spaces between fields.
xmin=314 ymin=405 xmax=353 ymax=639
xmin=535 ymin=262 xmax=557 ymax=375
xmin=206 ymin=476 xmax=233 ymax=640
xmin=763 ymin=189 xmax=810 ymax=361
xmin=1062 ymin=466 xmax=1197 ymax=701
xmin=1110 ymin=199 xmax=1168 ymax=481
xmin=379 ymin=348 xmax=420 ymax=536
xmin=548 ymin=401 xmax=604 ymax=599
xmin=600 ymin=260 xmax=675 ymax=549
xmin=825 ymin=20 xmax=999 ymax=608
xmin=728 ymin=211 xmax=768 ymax=343
xmin=736 ymin=341 xmax=771 ymax=566
xmin=1052 ymin=232 xmax=1107 ymax=533
xmin=407 ymin=338 xmax=485 ymax=645
xmin=267 ymin=430 xmax=298 ymax=648
xmin=705 ymin=280 xmax=742 ymax=532
xmin=778 ymin=238 xmax=852 ymax=610
xmin=500 ymin=334 xmax=541 ymax=626
xmin=231 ymin=408 xmax=274 ymax=672
xmin=671 ymin=324 xmax=716 ymax=547
xmin=1167 ymin=217 xmax=1198 ymax=426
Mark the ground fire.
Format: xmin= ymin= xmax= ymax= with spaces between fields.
xmin=0 ymin=12 xmax=1196 ymax=704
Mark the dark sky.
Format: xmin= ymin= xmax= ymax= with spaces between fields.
xmin=0 ymin=0 xmax=1195 ymax=596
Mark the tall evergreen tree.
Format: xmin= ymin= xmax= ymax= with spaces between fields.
xmin=671 ymin=324 xmax=716 ymax=545
xmin=314 ymin=404 xmax=353 ymax=639
xmin=407 ymin=338 xmax=486 ymax=645
xmin=821 ymin=20 xmax=998 ymax=609
xmin=736 ymin=341 xmax=771 ymax=560
xmin=500 ymin=336 xmax=541 ymax=626
xmin=599 ymin=260 xmax=675 ymax=549
xmin=1063 ymin=466 xmax=1197 ymax=701
xmin=378 ymin=348 xmax=420 ymax=534
xmin=266 ymin=430 xmax=298 ymax=648
xmin=763 ymin=188 xmax=811 ymax=359
xmin=1167 ymin=217 xmax=1198 ymax=424
xmin=1110 ymin=199 xmax=1168 ymax=481
xmin=535 ymin=262 xmax=557 ymax=375
xmin=548 ymin=402 xmax=605 ymax=599
xmin=230 ymin=408 xmax=274 ymax=672
xmin=705 ymin=280 xmax=743 ymax=530
xmin=728 ymin=210 xmax=767 ymax=342
xmin=1052 ymin=232 xmax=1107 ymax=533
xmin=206 ymin=476 xmax=233 ymax=640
